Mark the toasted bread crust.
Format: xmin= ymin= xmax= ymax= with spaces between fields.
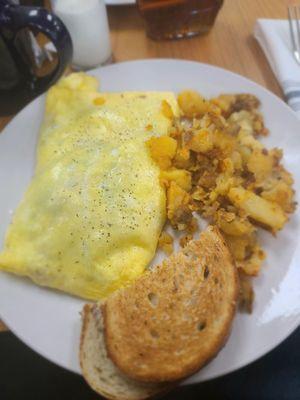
xmin=80 ymin=304 xmax=171 ymax=400
xmin=104 ymin=226 xmax=238 ymax=382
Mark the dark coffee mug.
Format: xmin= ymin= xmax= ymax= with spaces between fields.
xmin=0 ymin=0 xmax=73 ymax=115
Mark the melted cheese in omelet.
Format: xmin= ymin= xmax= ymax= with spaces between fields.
xmin=0 ymin=73 xmax=179 ymax=300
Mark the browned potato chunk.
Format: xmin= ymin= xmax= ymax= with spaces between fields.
xmin=160 ymin=168 xmax=192 ymax=191
xmin=215 ymin=210 xmax=255 ymax=236
xmin=228 ymin=187 xmax=287 ymax=232
xmin=213 ymin=129 xmax=236 ymax=156
xmin=261 ymin=180 xmax=295 ymax=213
xmin=146 ymin=136 xmax=177 ymax=170
xmin=237 ymin=245 xmax=265 ymax=276
xmin=174 ymin=147 xmax=191 ymax=169
xmin=187 ymin=129 xmax=213 ymax=153
xmin=178 ymin=90 xmax=209 ymax=117
xmin=166 ymin=182 xmax=192 ymax=230
xmin=247 ymin=149 xmax=273 ymax=182
xmin=224 ymin=234 xmax=251 ymax=261
xmin=167 ymin=181 xmax=190 ymax=220
xmin=211 ymin=94 xmax=236 ymax=115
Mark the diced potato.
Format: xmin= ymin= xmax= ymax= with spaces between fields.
xmin=229 ymin=110 xmax=255 ymax=134
xmin=215 ymin=210 xmax=255 ymax=236
xmin=233 ymin=94 xmax=260 ymax=112
xmin=238 ymin=131 xmax=263 ymax=151
xmin=187 ymin=129 xmax=213 ymax=153
xmin=207 ymin=103 xmax=222 ymax=116
xmin=213 ymin=130 xmax=236 ymax=156
xmin=230 ymin=151 xmax=243 ymax=170
xmin=278 ymin=167 xmax=294 ymax=186
xmin=174 ymin=147 xmax=191 ymax=169
xmin=261 ymin=181 xmax=295 ymax=213
xmin=146 ymin=136 xmax=177 ymax=169
xmin=228 ymin=187 xmax=287 ymax=231
xmin=192 ymin=186 xmax=206 ymax=200
xmin=237 ymin=245 xmax=265 ymax=276
xmin=247 ymin=149 xmax=273 ymax=182
xmin=220 ymin=158 xmax=234 ymax=174
xmin=200 ymin=177 xmax=220 ymax=199
xmin=224 ymin=234 xmax=251 ymax=261
xmin=160 ymin=168 xmax=192 ymax=191
xmin=213 ymin=174 xmax=239 ymax=196
xmin=238 ymin=144 xmax=252 ymax=164
xmin=178 ymin=90 xmax=209 ymax=117
xmin=212 ymin=94 xmax=236 ymax=114
xmin=167 ymin=181 xmax=190 ymax=220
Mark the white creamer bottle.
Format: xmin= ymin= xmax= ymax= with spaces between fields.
xmin=51 ymin=0 xmax=112 ymax=69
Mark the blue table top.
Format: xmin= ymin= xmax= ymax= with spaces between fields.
xmin=1 ymin=327 xmax=299 ymax=400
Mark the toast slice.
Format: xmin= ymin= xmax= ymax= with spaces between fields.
xmin=80 ymin=304 xmax=171 ymax=400
xmin=103 ymin=226 xmax=238 ymax=382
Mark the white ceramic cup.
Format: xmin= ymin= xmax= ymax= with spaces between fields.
xmin=51 ymin=0 xmax=112 ymax=70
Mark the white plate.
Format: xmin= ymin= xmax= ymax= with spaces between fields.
xmin=105 ymin=0 xmax=135 ymax=5
xmin=0 ymin=59 xmax=300 ymax=384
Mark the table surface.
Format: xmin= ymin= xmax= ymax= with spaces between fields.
xmin=0 ymin=0 xmax=289 ymax=332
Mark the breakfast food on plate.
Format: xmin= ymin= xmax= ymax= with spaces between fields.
xmin=148 ymin=91 xmax=296 ymax=312
xmin=0 ymin=73 xmax=179 ymax=299
xmin=0 ymin=72 xmax=295 ymax=314
xmin=0 ymin=72 xmax=296 ymax=397
xmin=80 ymin=226 xmax=238 ymax=399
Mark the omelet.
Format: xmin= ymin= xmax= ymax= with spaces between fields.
xmin=0 ymin=73 xmax=179 ymax=300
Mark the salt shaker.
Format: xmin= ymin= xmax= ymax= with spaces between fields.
xmin=51 ymin=0 xmax=112 ymax=70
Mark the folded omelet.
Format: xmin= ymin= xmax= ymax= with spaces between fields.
xmin=0 ymin=73 xmax=179 ymax=300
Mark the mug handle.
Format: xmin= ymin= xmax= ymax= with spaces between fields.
xmin=0 ymin=1 xmax=73 ymax=94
